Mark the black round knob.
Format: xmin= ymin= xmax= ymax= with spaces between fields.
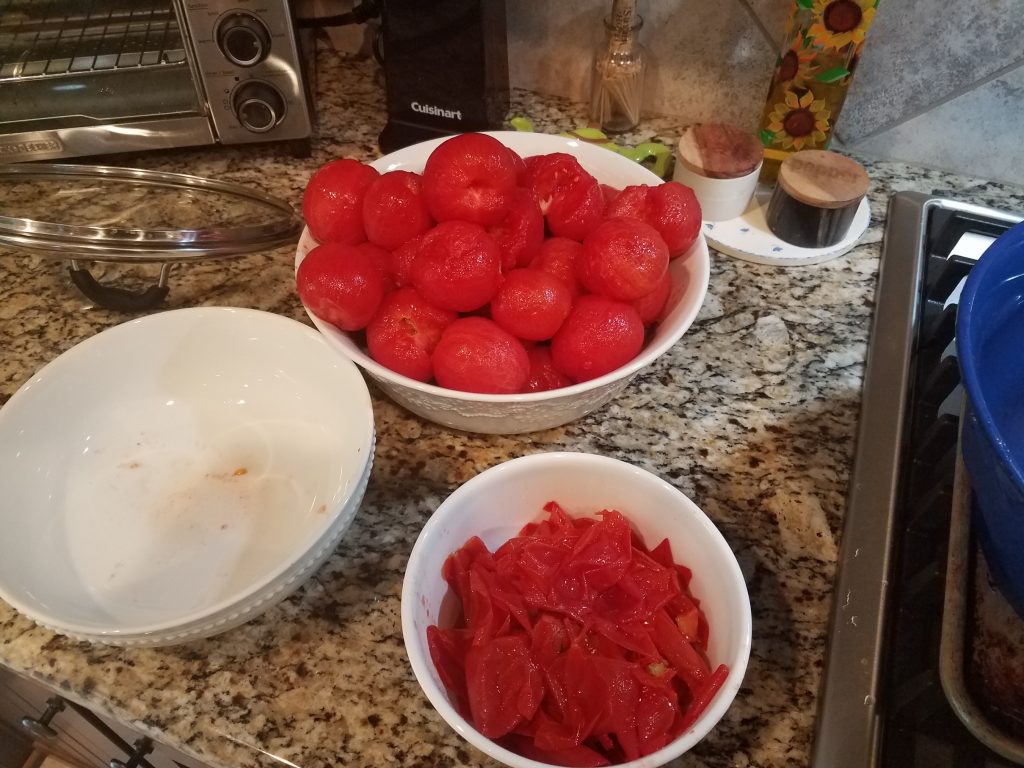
xmin=233 ymin=81 xmax=286 ymax=133
xmin=217 ymin=12 xmax=271 ymax=67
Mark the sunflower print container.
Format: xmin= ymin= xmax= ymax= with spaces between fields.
xmin=756 ymin=0 xmax=880 ymax=183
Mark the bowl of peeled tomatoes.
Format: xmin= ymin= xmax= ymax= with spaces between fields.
xmin=295 ymin=131 xmax=710 ymax=434
xmin=401 ymin=452 xmax=752 ymax=768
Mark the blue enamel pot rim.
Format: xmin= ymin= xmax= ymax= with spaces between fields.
xmin=956 ymin=219 xmax=1024 ymax=494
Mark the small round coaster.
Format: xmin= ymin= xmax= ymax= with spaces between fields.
xmin=703 ymin=185 xmax=871 ymax=266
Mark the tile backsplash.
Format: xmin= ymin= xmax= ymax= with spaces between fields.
xmin=504 ymin=0 xmax=1024 ymax=186
xmin=317 ymin=0 xmax=1023 ymax=186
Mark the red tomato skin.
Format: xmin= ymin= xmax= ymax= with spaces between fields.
xmin=632 ymin=269 xmax=675 ymax=325
xmin=678 ymin=663 xmax=730 ymax=732
xmin=603 ymin=184 xmax=647 ymax=220
xmin=520 ymin=153 xmax=606 ymax=241
xmin=411 ymin=221 xmax=502 ymax=313
xmin=390 ymin=235 xmax=422 ymax=287
xmin=604 ymin=182 xmax=702 ymax=259
xmin=547 ymin=177 xmax=606 ymax=242
xmin=488 ymin=188 xmax=545 ymax=271
xmin=519 ymin=153 xmax=593 ymax=207
xmin=465 ymin=634 xmax=540 ymax=739
xmin=524 ymin=345 xmax=573 ymax=393
xmin=647 ymin=182 xmax=702 ymax=259
xmin=600 ymin=184 xmax=621 ymax=206
xmin=530 ymin=237 xmax=586 ymax=299
xmin=649 ymin=608 xmax=711 ymax=690
xmin=432 ymin=317 xmax=530 ymax=394
xmin=353 ymin=242 xmax=396 ymax=293
xmin=296 ymin=242 xmax=387 ymax=331
xmin=427 ymin=626 xmax=472 ymax=718
xmin=302 ymin=158 xmax=379 ymax=244
xmin=422 ymin=133 xmax=518 ymax=226
xmin=365 ymin=287 xmax=457 ymax=382
xmin=578 ymin=219 xmax=669 ymax=302
xmin=635 ymin=685 xmax=678 ymax=757
xmin=551 ymin=296 xmax=645 ymax=383
xmin=362 ymin=169 xmax=433 ymax=250
xmin=428 ymin=501 xmax=729 ymax=765
xmin=490 ymin=268 xmax=573 ymax=342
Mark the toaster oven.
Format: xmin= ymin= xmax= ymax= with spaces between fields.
xmin=0 ymin=0 xmax=313 ymax=162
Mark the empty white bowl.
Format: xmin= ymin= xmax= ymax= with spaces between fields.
xmin=0 ymin=307 xmax=374 ymax=646
xmin=296 ymin=131 xmax=710 ymax=434
xmin=401 ymin=452 xmax=751 ymax=768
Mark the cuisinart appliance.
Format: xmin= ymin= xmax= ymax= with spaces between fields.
xmin=0 ymin=0 xmax=314 ymax=162
xmin=377 ymin=0 xmax=509 ymax=152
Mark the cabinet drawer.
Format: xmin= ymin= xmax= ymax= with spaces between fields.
xmin=0 ymin=667 xmax=213 ymax=768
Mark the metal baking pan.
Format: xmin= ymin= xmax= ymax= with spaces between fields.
xmin=940 ymin=448 xmax=1024 ymax=764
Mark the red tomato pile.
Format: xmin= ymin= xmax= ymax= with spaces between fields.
xmin=297 ymin=133 xmax=702 ymax=394
xmin=427 ymin=502 xmax=729 ymax=766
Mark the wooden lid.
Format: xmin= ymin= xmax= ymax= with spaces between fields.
xmin=777 ymin=150 xmax=869 ymax=209
xmin=677 ymin=123 xmax=764 ymax=180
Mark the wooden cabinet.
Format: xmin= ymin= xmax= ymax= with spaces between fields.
xmin=0 ymin=667 xmax=212 ymax=768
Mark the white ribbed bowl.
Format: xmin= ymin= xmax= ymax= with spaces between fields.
xmin=0 ymin=307 xmax=374 ymax=646
xmin=296 ymin=131 xmax=710 ymax=434
xmin=401 ymin=452 xmax=751 ymax=768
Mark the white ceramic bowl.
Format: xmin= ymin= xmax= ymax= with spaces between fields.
xmin=296 ymin=131 xmax=711 ymax=434
xmin=0 ymin=307 xmax=374 ymax=646
xmin=401 ymin=452 xmax=751 ymax=768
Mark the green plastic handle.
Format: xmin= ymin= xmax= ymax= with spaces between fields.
xmin=570 ymin=137 xmax=673 ymax=180
xmin=509 ymin=117 xmax=674 ymax=179
xmin=510 ymin=117 xmax=535 ymax=132
xmin=618 ymin=142 xmax=673 ymax=179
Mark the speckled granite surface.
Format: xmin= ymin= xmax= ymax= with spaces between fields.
xmin=2 ymin=48 xmax=1024 ymax=768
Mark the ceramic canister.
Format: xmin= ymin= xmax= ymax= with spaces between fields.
xmin=673 ymin=123 xmax=764 ymax=222
xmin=765 ymin=149 xmax=869 ymax=248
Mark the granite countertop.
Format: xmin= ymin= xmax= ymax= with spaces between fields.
xmin=3 ymin=48 xmax=1024 ymax=768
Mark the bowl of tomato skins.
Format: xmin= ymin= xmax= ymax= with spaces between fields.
xmin=294 ymin=131 xmax=710 ymax=435
xmin=401 ymin=452 xmax=752 ymax=768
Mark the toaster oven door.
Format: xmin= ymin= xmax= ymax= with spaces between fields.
xmin=0 ymin=0 xmax=214 ymax=161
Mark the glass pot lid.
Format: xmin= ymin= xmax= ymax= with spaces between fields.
xmin=0 ymin=163 xmax=301 ymax=262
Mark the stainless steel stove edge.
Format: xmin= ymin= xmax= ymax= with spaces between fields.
xmin=809 ymin=192 xmax=1021 ymax=768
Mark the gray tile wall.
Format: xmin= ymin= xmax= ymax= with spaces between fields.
xmin=505 ymin=0 xmax=1024 ymax=186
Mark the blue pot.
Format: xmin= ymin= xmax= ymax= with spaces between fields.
xmin=957 ymin=218 xmax=1024 ymax=617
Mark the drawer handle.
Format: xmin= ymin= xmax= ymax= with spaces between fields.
xmin=20 ymin=696 xmax=66 ymax=741
xmin=109 ymin=736 xmax=153 ymax=768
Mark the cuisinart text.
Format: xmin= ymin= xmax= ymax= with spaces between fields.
xmin=410 ymin=102 xmax=464 ymax=121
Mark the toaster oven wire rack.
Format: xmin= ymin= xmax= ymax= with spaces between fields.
xmin=0 ymin=0 xmax=187 ymax=82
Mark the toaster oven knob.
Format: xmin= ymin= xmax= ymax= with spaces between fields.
xmin=233 ymin=81 xmax=286 ymax=133
xmin=217 ymin=12 xmax=271 ymax=67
